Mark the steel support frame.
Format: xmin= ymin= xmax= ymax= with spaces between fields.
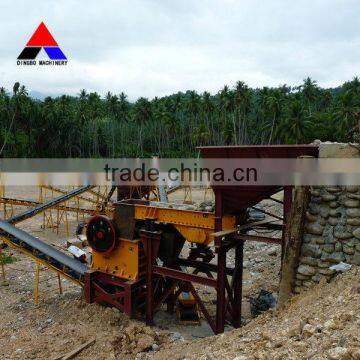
xmin=84 ymin=271 xmax=142 ymax=316
xmin=84 ymin=186 xmax=293 ymax=334
xmin=140 ymin=227 xmax=244 ymax=334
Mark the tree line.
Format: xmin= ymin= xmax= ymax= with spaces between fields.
xmin=0 ymin=77 xmax=359 ymax=158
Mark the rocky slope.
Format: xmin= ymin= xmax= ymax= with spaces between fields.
xmin=146 ymin=267 xmax=360 ymax=360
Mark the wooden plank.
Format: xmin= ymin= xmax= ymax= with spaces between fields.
xmin=53 ymin=338 xmax=96 ymax=360
xmin=278 ymin=186 xmax=310 ymax=308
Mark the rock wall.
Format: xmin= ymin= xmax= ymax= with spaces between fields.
xmin=294 ymin=142 xmax=360 ymax=293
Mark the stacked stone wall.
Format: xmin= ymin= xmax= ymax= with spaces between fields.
xmin=295 ymin=185 xmax=360 ymax=293
xmin=295 ymin=142 xmax=360 ymax=293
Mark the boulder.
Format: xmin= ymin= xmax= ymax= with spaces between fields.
xmin=343 ymin=245 xmax=355 ymax=255
xmin=346 ymin=218 xmax=360 ymax=226
xmin=302 ymin=244 xmax=322 ymax=258
xmin=345 ymin=254 xmax=360 ymax=265
xmin=310 ymin=189 xmax=321 ymax=197
xmin=347 ymin=193 xmax=360 ymax=200
xmin=328 ymin=217 xmax=340 ymax=226
xmin=317 ymin=260 xmax=332 ymax=268
xmin=327 ymin=347 xmax=349 ymax=360
xmin=136 ymin=335 xmax=155 ymax=352
xmin=345 ymin=186 xmax=359 ymax=193
xmin=322 ymin=244 xmax=335 ymax=253
xmin=319 ymin=206 xmax=330 ymax=219
xmin=300 ymin=257 xmax=318 ymax=267
xmin=335 ymin=242 xmax=342 ymax=252
xmin=329 ymin=209 xmax=343 ymax=217
xmin=321 ymin=252 xmax=345 ymax=264
xmin=296 ymin=273 xmax=310 ymax=280
xmin=352 ymin=228 xmax=360 ymax=239
xmin=322 ymin=194 xmax=337 ymax=202
xmin=302 ymin=324 xmax=316 ymax=337
xmin=318 ymin=268 xmax=336 ymax=276
xmin=346 ymin=208 xmax=360 ymax=218
xmin=311 ymin=273 xmax=322 ymax=283
xmin=344 ymin=199 xmax=360 ymax=208
xmin=334 ymin=229 xmax=353 ymax=240
xmin=306 ymin=223 xmax=324 ymax=235
xmin=305 ymin=212 xmax=318 ymax=222
xmin=297 ymin=264 xmax=316 ymax=276
xmin=325 ymin=186 xmax=342 ymax=193
xmin=308 ymin=203 xmax=320 ymax=215
xmin=312 ymin=236 xmax=325 ymax=244
xmin=323 ymin=227 xmax=336 ymax=244
xmin=334 ymin=231 xmax=353 ymax=240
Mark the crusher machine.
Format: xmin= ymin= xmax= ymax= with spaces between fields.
xmin=84 ymin=145 xmax=318 ymax=334
xmin=0 ymin=145 xmax=318 ymax=334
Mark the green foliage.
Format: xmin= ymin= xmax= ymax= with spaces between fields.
xmin=0 ymin=77 xmax=360 ymax=158
xmin=0 ymin=252 xmax=16 ymax=264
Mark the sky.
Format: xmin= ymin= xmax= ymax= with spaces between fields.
xmin=0 ymin=0 xmax=359 ymax=100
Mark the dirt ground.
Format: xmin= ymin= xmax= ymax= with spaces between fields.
xmin=0 ymin=186 xmax=307 ymax=359
xmin=147 ymin=267 xmax=360 ymax=360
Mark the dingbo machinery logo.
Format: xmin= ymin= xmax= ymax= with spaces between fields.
xmin=17 ymin=22 xmax=67 ymax=66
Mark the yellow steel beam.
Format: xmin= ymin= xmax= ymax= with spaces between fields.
xmin=0 ymin=197 xmax=107 ymax=216
xmin=134 ymin=205 xmax=235 ymax=244
xmin=40 ymin=185 xmax=103 ymax=206
xmin=134 ymin=205 xmax=234 ymax=230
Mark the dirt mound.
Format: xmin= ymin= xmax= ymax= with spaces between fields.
xmin=146 ymin=267 xmax=360 ymax=360
xmin=0 ymin=289 xmax=171 ymax=360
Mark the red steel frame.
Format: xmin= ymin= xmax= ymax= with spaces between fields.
xmin=83 ymin=185 xmax=293 ymax=334
xmin=84 ymin=145 xmax=317 ymax=333
xmin=140 ymin=185 xmax=293 ymax=334
xmin=84 ymin=270 xmax=144 ymax=316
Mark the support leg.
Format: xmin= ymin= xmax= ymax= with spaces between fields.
xmin=216 ymin=246 xmax=226 ymax=334
xmin=84 ymin=272 xmax=93 ymax=304
xmin=233 ymin=241 xmax=244 ymax=328
xmin=57 ymin=274 xmax=63 ymax=295
xmin=145 ymin=236 xmax=154 ymax=325
xmin=0 ymin=251 xmax=8 ymax=286
xmin=34 ymin=262 xmax=40 ymax=305
xmin=124 ymin=283 xmax=132 ymax=317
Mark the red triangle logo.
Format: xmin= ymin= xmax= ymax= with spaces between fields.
xmin=26 ymin=22 xmax=58 ymax=47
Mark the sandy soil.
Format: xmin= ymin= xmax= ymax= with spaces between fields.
xmin=148 ymin=267 xmax=360 ymax=360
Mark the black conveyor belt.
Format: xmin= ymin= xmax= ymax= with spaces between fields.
xmin=8 ymin=185 xmax=94 ymax=224
xmin=0 ymin=220 xmax=88 ymax=281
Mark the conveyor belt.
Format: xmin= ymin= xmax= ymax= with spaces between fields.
xmin=8 ymin=185 xmax=94 ymax=224
xmin=0 ymin=186 xmax=94 ymax=284
xmin=0 ymin=197 xmax=103 ymax=215
xmin=0 ymin=220 xmax=88 ymax=283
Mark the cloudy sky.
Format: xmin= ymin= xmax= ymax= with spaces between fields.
xmin=1 ymin=0 xmax=359 ymax=100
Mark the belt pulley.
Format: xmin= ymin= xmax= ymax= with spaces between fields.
xmin=86 ymin=215 xmax=116 ymax=254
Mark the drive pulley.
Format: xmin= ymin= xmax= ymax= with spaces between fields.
xmin=86 ymin=215 xmax=116 ymax=254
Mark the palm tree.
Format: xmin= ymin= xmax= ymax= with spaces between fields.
xmin=301 ymin=77 xmax=318 ymax=116
xmin=265 ymin=89 xmax=283 ymax=144
xmin=277 ymin=100 xmax=310 ymax=143
xmin=234 ymin=81 xmax=251 ymax=143
xmin=133 ymin=97 xmax=152 ymax=156
xmin=335 ymin=90 xmax=360 ymax=141
xmin=218 ymin=85 xmax=236 ymax=144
